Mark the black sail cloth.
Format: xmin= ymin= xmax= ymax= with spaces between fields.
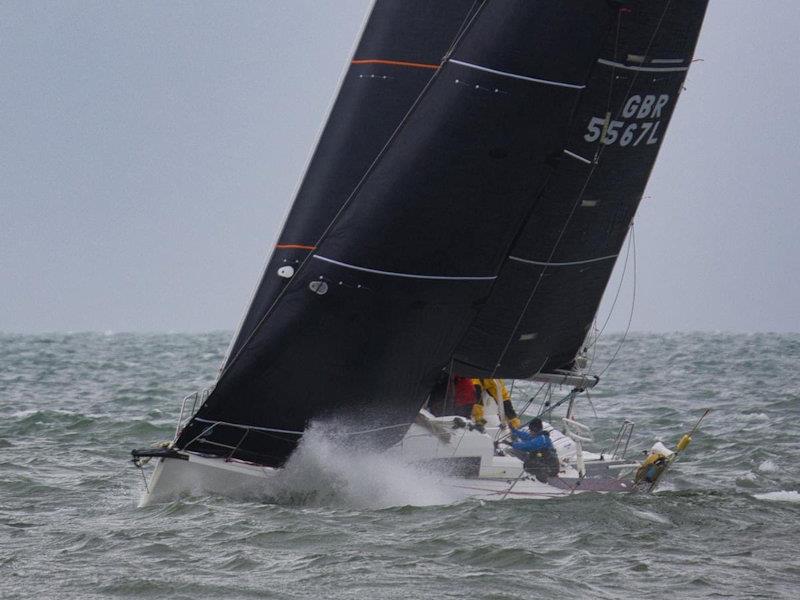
xmin=224 ymin=0 xmax=479 ymax=366
xmin=176 ymin=0 xmax=709 ymax=467
xmin=452 ymin=0 xmax=709 ymax=378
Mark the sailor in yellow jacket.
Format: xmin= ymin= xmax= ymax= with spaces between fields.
xmin=471 ymin=378 xmax=521 ymax=429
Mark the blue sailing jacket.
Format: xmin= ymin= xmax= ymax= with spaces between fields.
xmin=511 ymin=428 xmax=554 ymax=453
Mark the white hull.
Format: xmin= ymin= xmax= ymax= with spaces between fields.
xmin=138 ymin=410 xmax=639 ymax=506
xmin=140 ymin=454 xmax=607 ymax=507
xmin=140 ymin=452 xmax=281 ymax=506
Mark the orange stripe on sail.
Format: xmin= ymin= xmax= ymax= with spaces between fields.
xmin=351 ymin=59 xmax=439 ymax=70
xmin=276 ymin=244 xmax=316 ymax=250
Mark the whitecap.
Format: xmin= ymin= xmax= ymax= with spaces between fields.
xmin=738 ymin=412 xmax=769 ymax=422
xmin=753 ymin=490 xmax=800 ymax=503
xmin=628 ymin=507 xmax=672 ymax=525
xmin=757 ymin=460 xmax=778 ymax=473
xmin=10 ymin=408 xmax=73 ymax=418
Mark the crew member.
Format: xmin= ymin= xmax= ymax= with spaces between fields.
xmin=510 ymin=418 xmax=552 ymax=452
xmin=510 ymin=418 xmax=560 ymax=482
xmin=453 ymin=375 xmax=479 ymax=418
xmin=474 ymin=378 xmax=521 ymax=428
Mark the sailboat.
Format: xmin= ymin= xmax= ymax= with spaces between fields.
xmin=133 ymin=0 xmax=709 ymax=504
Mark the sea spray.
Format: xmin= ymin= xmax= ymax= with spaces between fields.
xmin=270 ymin=421 xmax=463 ymax=508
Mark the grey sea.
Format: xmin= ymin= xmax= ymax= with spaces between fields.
xmin=1 ymin=332 xmax=798 ymax=599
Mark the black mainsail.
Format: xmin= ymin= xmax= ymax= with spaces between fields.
xmin=224 ymin=1 xmax=481 ymax=366
xmin=175 ymin=1 xmax=708 ymax=467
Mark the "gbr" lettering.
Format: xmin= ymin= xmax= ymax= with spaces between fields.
xmin=622 ymin=94 xmax=670 ymax=119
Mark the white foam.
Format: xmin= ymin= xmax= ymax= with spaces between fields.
xmin=11 ymin=408 xmax=73 ymax=418
xmin=628 ymin=507 xmax=672 ymax=525
xmin=652 ymin=480 xmax=676 ymax=493
xmin=753 ymin=490 xmax=800 ymax=503
xmin=270 ymin=423 xmax=463 ymax=509
xmin=757 ymin=459 xmax=778 ymax=473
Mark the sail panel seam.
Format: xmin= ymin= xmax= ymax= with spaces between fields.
xmin=276 ymin=243 xmax=317 ymax=250
xmin=509 ymin=254 xmax=618 ymax=267
xmin=448 ymin=59 xmax=585 ymax=89
xmin=313 ymin=254 xmax=497 ymax=281
xmin=351 ymin=58 xmax=439 ymax=70
xmin=597 ymin=58 xmax=688 ymax=72
xmin=563 ymin=149 xmax=592 ymax=164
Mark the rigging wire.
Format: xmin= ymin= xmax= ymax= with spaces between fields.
xmin=598 ymin=223 xmax=637 ymax=377
xmin=538 ymin=384 xmax=556 ymax=418
xmin=517 ymin=382 xmax=546 ymax=421
xmin=586 ymin=317 xmax=600 ymax=380
xmin=585 ymin=387 xmax=598 ymax=419
xmin=585 ymin=222 xmax=635 ymax=365
xmin=444 ymin=0 xmax=483 ymax=60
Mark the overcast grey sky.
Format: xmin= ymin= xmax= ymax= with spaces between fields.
xmin=1 ymin=1 xmax=798 ymax=334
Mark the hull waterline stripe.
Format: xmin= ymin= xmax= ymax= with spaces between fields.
xmin=448 ymin=59 xmax=585 ymax=89
xmin=351 ymin=58 xmax=439 ymax=70
xmin=509 ymin=254 xmax=618 ymax=267
xmin=563 ymin=149 xmax=592 ymax=164
xmin=313 ymin=255 xmax=497 ymax=281
xmin=597 ymin=58 xmax=689 ymax=72
xmin=193 ymin=417 xmax=304 ymax=436
xmin=276 ymin=243 xmax=317 ymax=250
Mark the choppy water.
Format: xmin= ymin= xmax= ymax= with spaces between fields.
xmin=1 ymin=332 xmax=798 ymax=599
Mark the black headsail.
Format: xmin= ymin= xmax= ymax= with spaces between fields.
xmin=175 ymin=1 xmax=707 ymax=467
xmin=453 ymin=0 xmax=709 ymax=378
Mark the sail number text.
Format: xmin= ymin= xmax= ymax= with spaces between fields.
xmin=584 ymin=94 xmax=671 ymax=147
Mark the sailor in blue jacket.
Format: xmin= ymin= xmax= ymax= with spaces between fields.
xmin=510 ymin=418 xmax=554 ymax=452
xmin=509 ymin=417 xmax=559 ymax=481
